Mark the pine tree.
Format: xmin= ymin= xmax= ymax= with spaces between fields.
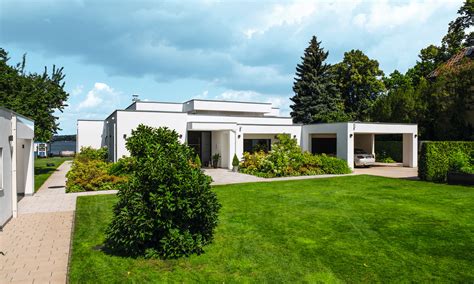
xmin=290 ymin=36 xmax=347 ymax=124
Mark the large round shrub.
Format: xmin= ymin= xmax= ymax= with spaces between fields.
xmin=105 ymin=125 xmax=221 ymax=259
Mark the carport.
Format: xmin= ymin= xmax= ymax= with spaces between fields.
xmin=302 ymin=122 xmax=418 ymax=169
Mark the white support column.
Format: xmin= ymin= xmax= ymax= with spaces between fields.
xmin=228 ymin=130 xmax=236 ymax=170
xmin=403 ymin=133 xmax=417 ymax=167
xmin=337 ymin=124 xmax=354 ymax=169
xmin=370 ymin=134 xmax=375 ymax=155
xmin=11 ymin=115 xmax=17 ymax=218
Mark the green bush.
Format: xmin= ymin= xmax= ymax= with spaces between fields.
xmin=375 ymin=141 xmax=402 ymax=162
xmin=76 ymin=146 xmax=108 ymax=162
xmin=105 ymin=125 xmax=221 ymax=259
xmin=194 ymin=154 xmax=202 ymax=168
xmin=419 ymin=141 xmax=474 ymax=182
xmin=376 ymin=150 xmax=397 ymax=163
xmin=232 ymin=154 xmax=239 ymax=167
xmin=239 ymin=134 xmax=351 ymax=177
xmin=66 ymin=159 xmax=126 ymax=193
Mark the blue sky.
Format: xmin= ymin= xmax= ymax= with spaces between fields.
xmin=0 ymin=0 xmax=463 ymax=135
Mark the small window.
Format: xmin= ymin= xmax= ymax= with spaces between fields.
xmin=0 ymin=148 xmax=3 ymax=190
xmin=244 ymin=139 xmax=271 ymax=153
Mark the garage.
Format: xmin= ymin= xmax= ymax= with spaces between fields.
xmin=302 ymin=122 xmax=418 ymax=170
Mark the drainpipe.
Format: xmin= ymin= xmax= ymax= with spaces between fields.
xmin=11 ymin=114 xmax=17 ymax=218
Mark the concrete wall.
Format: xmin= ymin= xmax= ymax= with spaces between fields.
xmin=134 ymin=102 xmax=184 ymax=112
xmin=76 ymin=120 xmax=106 ymax=152
xmin=16 ymin=138 xmax=34 ymax=195
xmin=354 ymin=134 xmax=374 ymax=155
xmin=184 ymin=99 xmax=272 ymax=114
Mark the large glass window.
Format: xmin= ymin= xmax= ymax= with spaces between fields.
xmin=243 ymin=139 xmax=271 ymax=153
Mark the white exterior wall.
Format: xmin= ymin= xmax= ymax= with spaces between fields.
xmin=0 ymin=109 xmax=13 ymax=227
xmin=184 ymin=100 xmax=272 ymax=114
xmin=134 ymin=102 xmax=184 ymax=112
xmin=115 ymin=111 xmax=188 ymax=161
xmin=0 ymin=108 xmax=34 ymax=227
xmin=76 ymin=120 xmax=106 ymax=152
xmin=354 ymin=134 xmax=374 ymax=155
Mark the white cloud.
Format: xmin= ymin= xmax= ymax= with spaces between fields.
xmin=70 ymin=85 xmax=83 ymax=96
xmin=352 ymin=0 xmax=460 ymax=32
xmin=77 ymin=82 xmax=120 ymax=110
xmin=244 ymin=1 xmax=318 ymax=39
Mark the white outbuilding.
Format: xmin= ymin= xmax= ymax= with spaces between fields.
xmin=77 ymin=99 xmax=418 ymax=170
xmin=0 ymin=107 xmax=35 ymax=227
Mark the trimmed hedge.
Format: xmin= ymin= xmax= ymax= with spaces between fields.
xmin=418 ymin=141 xmax=474 ymax=182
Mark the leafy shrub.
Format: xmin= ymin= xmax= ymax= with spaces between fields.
xmin=66 ymin=159 xmax=126 ymax=193
xmin=419 ymin=141 xmax=474 ymax=182
xmin=376 ymin=150 xmax=397 ymax=163
xmin=108 ymin=156 xmax=135 ymax=176
xmin=194 ymin=154 xmax=202 ymax=168
xmin=319 ymin=154 xmax=352 ymax=174
xmin=105 ymin=125 xmax=221 ymax=259
xmin=232 ymin=154 xmax=239 ymax=167
xmin=239 ymin=134 xmax=351 ymax=177
xmin=76 ymin=146 xmax=108 ymax=162
xmin=375 ymin=141 xmax=402 ymax=162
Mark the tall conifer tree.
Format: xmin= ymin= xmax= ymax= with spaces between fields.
xmin=290 ymin=36 xmax=346 ymax=124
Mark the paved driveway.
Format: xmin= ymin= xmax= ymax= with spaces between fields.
xmin=0 ymin=161 xmax=116 ymax=284
xmin=353 ymin=163 xmax=418 ymax=179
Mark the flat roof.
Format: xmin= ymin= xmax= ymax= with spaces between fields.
xmin=0 ymin=106 xmax=35 ymax=122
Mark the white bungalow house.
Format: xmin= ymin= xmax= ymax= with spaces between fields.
xmin=77 ymin=99 xmax=417 ymax=170
xmin=0 ymin=107 xmax=35 ymax=227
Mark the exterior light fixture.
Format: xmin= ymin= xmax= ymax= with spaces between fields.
xmin=123 ymin=134 xmax=127 ymax=139
xmin=238 ymin=134 xmax=241 ymax=139
xmin=8 ymin=135 xmax=13 ymax=142
xmin=349 ymin=134 xmax=353 ymax=138
xmin=293 ymin=135 xmax=296 ymax=139
xmin=179 ymin=134 xmax=183 ymax=139
xmin=414 ymin=134 xmax=418 ymax=138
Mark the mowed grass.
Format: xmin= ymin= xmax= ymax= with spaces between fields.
xmin=34 ymin=157 xmax=72 ymax=191
xmin=69 ymin=175 xmax=474 ymax=283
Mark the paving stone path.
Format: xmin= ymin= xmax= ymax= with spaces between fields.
xmin=0 ymin=161 xmax=116 ymax=284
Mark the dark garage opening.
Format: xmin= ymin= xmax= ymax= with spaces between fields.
xmin=311 ymin=137 xmax=337 ymax=156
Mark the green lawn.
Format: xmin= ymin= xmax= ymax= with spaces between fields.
xmin=69 ymin=175 xmax=474 ymax=283
xmin=34 ymin=157 xmax=72 ymax=191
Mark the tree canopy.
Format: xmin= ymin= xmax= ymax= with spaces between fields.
xmin=290 ymin=36 xmax=347 ymax=124
xmin=0 ymin=48 xmax=69 ymax=141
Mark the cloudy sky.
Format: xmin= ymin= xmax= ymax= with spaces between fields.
xmin=0 ymin=0 xmax=463 ymax=134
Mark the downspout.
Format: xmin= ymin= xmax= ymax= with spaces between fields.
xmin=11 ymin=114 xmax=17 ymax=218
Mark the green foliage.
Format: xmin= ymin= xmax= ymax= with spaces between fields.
xmin=448 ymin=150 xmax=473 ymax=174
xmin=239 ymin=134 xmax=350 ymax=177
xmin=76 ymin=146 xmax=108 ymax=162
xmin=66 ymin=147 xmax=124 ymax=193
xmin=419 ymin=141 xmax=474 ymax=182
xmin=232 ymin=154 xmax=239 ymax=167
xmin=0 ymin=48 xmax=69 ymax=141
xmin=108 ymin=156 xmax=135 ymax=176
xmin=332 ymin=49 xmax=385 ymax=121
xmin=375 ymin=141 xmax=402 ymax=162
xmin=105 ymin=125 xmax=221 ymax=259
xmin=66 ymin=159 xmax=126 ymax=193
xmin=194 ymin=154 xmax=202 ymax=168
xmin=290 ymin=36 xmax=347 ymax=124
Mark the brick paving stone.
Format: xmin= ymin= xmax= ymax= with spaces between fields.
xmin=0 ymin=161 xmax=117 ymax=284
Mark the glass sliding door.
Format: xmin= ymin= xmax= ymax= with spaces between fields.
xmin=187 ymin=131 xmax=212 ymax=167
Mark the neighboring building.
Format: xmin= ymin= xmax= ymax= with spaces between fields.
xmin=0 ymin=107 xmax=35 ymax=227
xmin=77 ymin=99 xmax=418 ymax=169
xmin=34 ymin=142 xmax=48 ymax=157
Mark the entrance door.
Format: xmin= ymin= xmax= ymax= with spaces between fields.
xmin=187 ymin=131 xmax=212 ymax=167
